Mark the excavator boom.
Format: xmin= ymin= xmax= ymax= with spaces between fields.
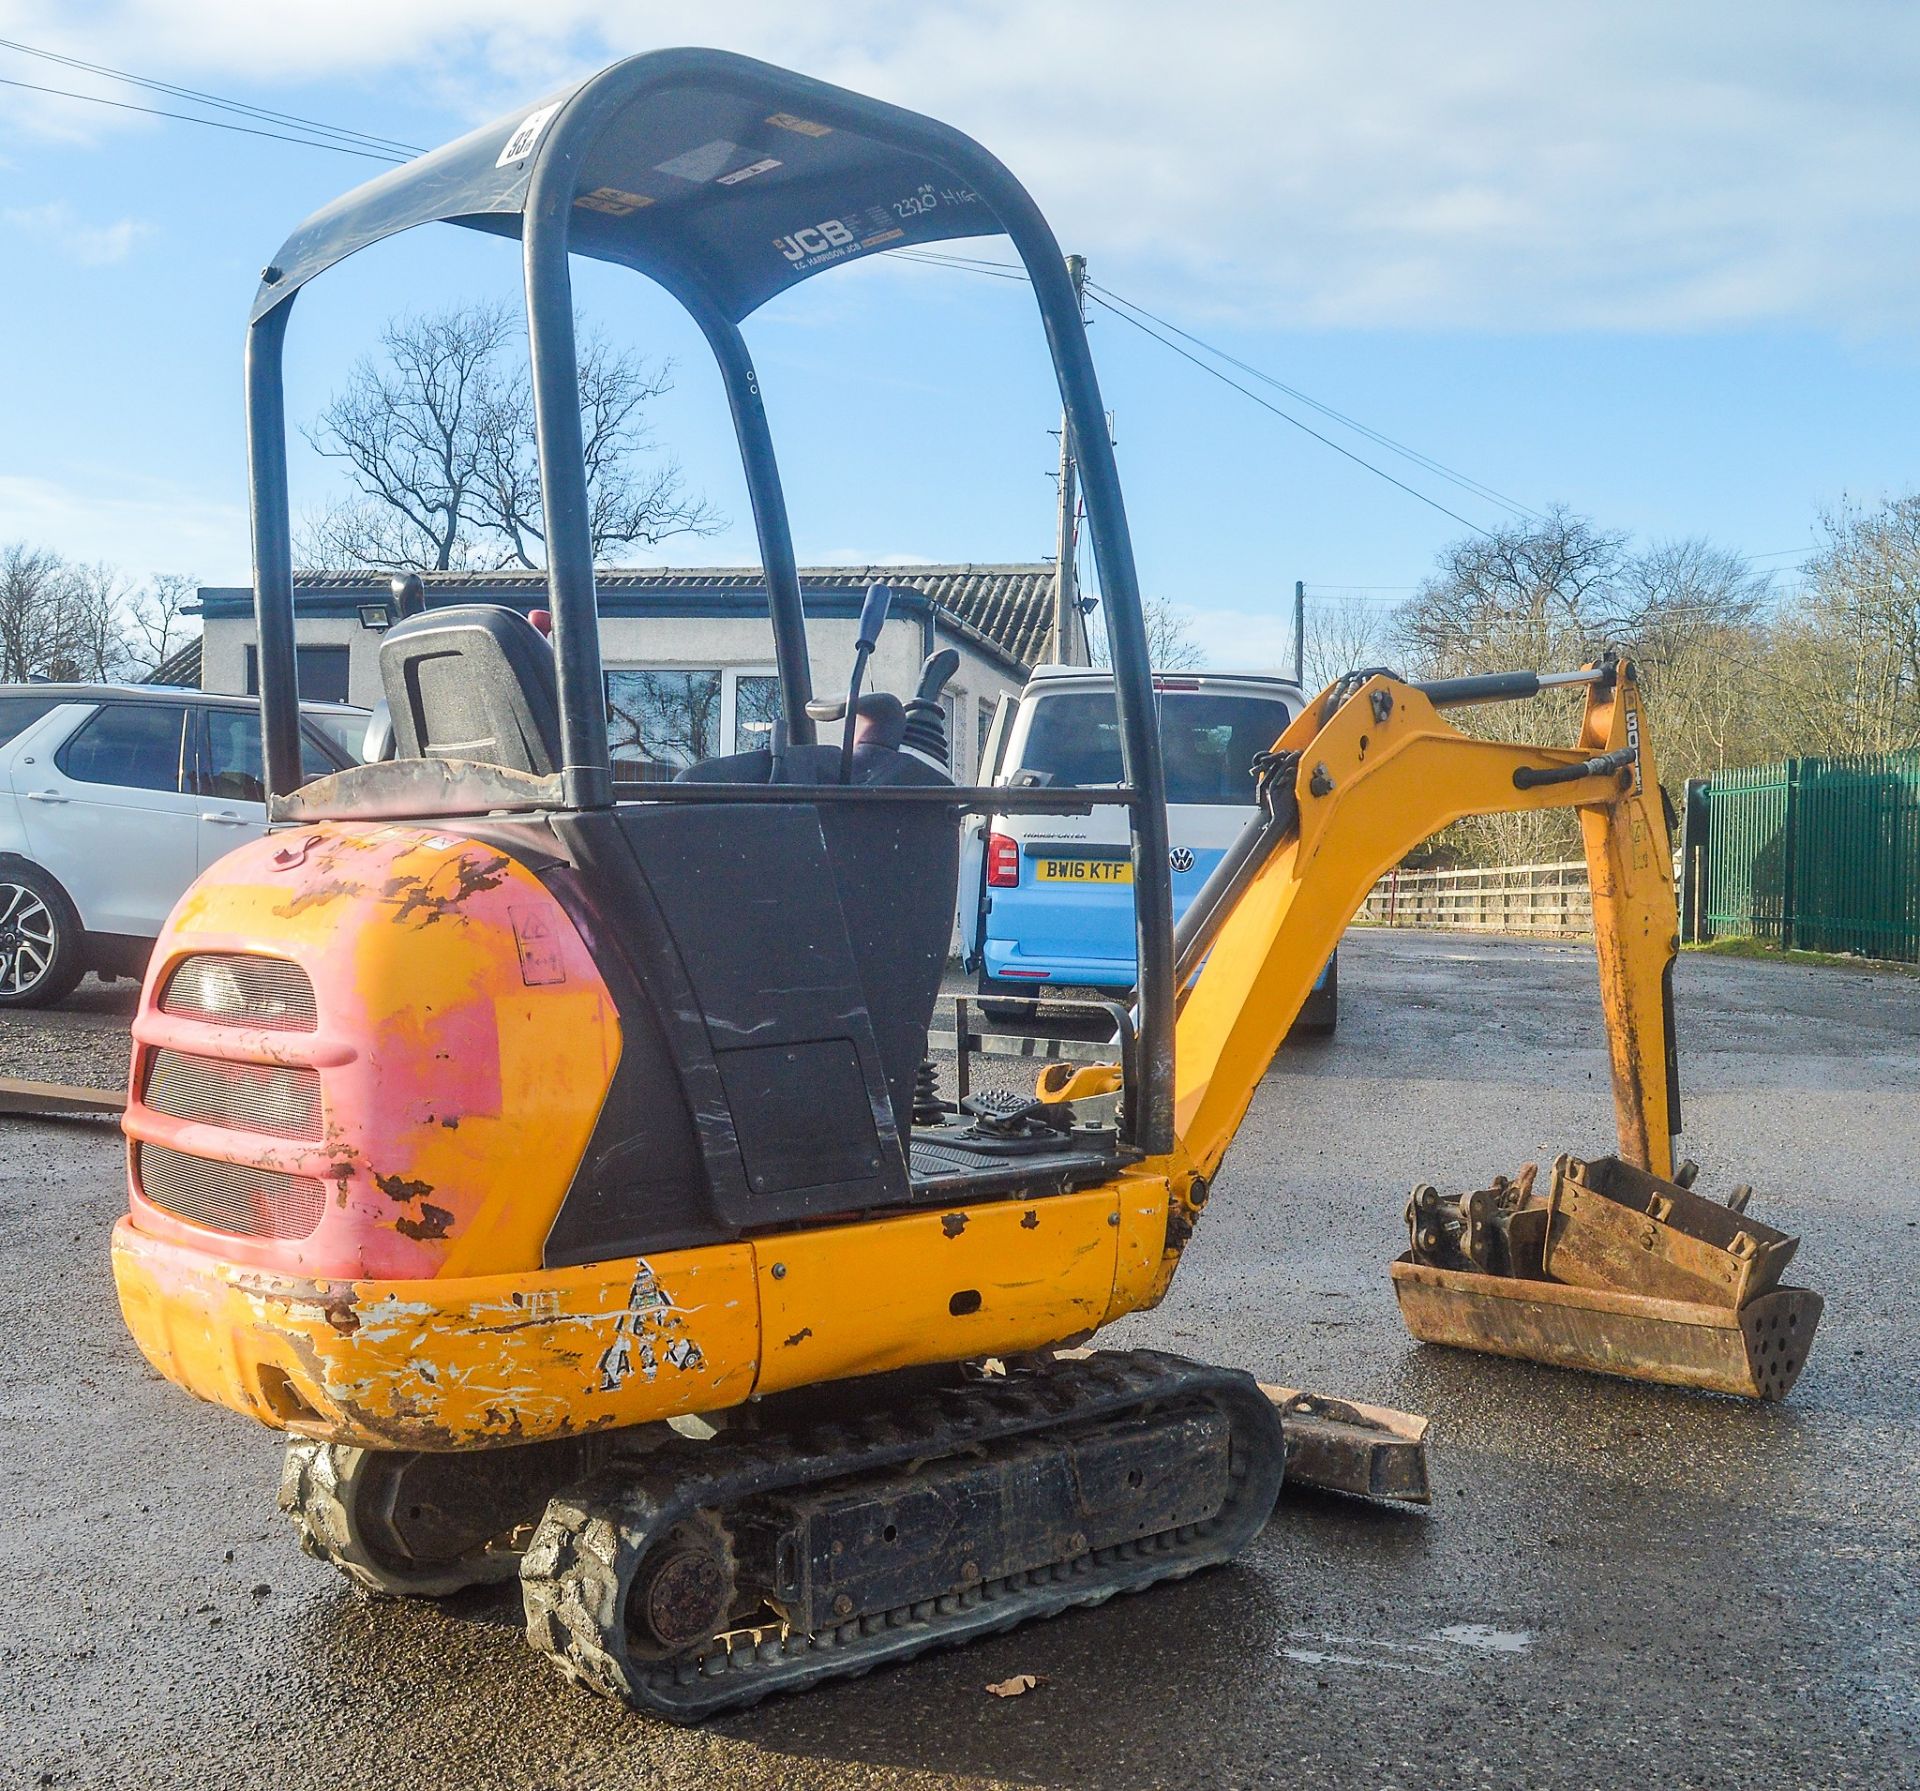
xmin=1168 ymin=658 xmax=1677 ymax=1187
xmin=1122 ymin=655 xmax=1817 ymax=1402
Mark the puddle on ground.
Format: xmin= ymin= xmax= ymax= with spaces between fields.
xmin=1282 ymin=1624 xmax=1535 ymax=1676
xmin=1434 ymin=1622 xmax=1534 ymax=1653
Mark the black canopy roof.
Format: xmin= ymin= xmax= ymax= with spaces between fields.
xmin=252 ymin=48 xmax=1011 ymax=324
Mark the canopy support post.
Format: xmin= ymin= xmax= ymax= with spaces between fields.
xmin=246 ymin=300 xmax=305 ymax=802
xmin=523 ymin=176 xmax=614 ymax=810
xmin=996 ymin=204 xmax=1174 ymax=1156
xmin=693 ymin=306 xmax=816 ymax=747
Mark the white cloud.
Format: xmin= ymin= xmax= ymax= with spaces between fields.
xmin=2 ymin=200 xmax=153 ymax=264
xmin=5 ymin=2 xmax=1911 ymax=334
xmin=0 ymin=471 xmax=247 ymax=579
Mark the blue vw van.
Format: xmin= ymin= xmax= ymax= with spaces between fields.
xmin=961 ymin=667 xmax=1337 ymax=1033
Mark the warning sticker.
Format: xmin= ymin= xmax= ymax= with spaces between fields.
xmin=509 ymin=905 xmax=567 ymax=986
xmin=716 ymin=156 xmax=782 ymax=186
xmin=574 ymin=185 xmax=654 ymax=216
xmin=496 ymin=102 xmax=561 ymax=168
xmin=766 ymin=111 xmax=832 ymax=137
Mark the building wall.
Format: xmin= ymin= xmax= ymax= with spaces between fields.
xmin=200 ymin=611 xmax=1019 ymax=778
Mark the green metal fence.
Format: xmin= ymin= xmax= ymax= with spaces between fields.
xmin=1701 ymin=749 xmax=1920 ymax=962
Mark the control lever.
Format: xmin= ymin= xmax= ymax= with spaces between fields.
xmin=902 ymin=647 xmax=961 ymax=765
xmin=838 ymin=583 xmax=894 ymax=785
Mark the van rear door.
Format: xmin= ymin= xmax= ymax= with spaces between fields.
xmin=980 ymin=676 xmax=1296 ymax=988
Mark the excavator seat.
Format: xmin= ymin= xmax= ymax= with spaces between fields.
xmin=378 ymin=604 xmax=562 ymax=774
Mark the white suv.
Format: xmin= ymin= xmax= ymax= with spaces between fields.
xmin=0 ymin=684 xmax=367 ymax=1007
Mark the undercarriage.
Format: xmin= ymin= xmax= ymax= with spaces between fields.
xmin=281 ymin=1350 xmax=1287 ymax=1721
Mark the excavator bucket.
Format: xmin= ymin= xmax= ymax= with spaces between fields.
xmin=1391 ymin=1156 xmax=1824 ymax=1401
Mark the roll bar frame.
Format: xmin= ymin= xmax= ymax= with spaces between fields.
xmin=241 ymin=49 xmax=1177 ymax=1153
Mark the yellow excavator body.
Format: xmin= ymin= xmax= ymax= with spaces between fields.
xmin=114 ymin=667 xmax=1676 ymax=1451
xmin=105 ymin=47 xmax=1815 ymax=1720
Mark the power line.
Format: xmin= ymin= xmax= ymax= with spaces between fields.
xmin=1087 ymin=279 xmax=1543 ymax=524
xmin=0 ymin=74 xmax=407 ymax=161
xmin=0 ymin=35 xmax=426 ymax=155
xmin=893 ymin=248 xmax=1029 ymax=282
xmin=895 ymin=245 xmax=1507 ymax=539
xmin=1083 ymin=288 xmax=1493 ymax=538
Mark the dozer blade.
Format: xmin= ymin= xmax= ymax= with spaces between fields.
xmin=1392 ymin=1155 xmax=1823 ymax=1400
xmin=520 ymin=1350 xmax=1286 ymax=1721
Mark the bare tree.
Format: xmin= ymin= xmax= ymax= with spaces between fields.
xmin=1090 ymin=594 xmax=1205 ymax=671
xmin=302 ymin=303 xmax=721 ymax=572
xmin=1396 ymin=506 xmax=1627 ymax=679
xmin=1789 ymin=495 xmax=1920 ymax=754
xmin=1301 ymin=594 xmax=1391 ymax=692
xmin=126 ymin=573 xmax=199 ymax=678
xmin=1389 ymin=511 xmax=1626 ymax=864
xmin=1392 ymin=512 xmax=1784 ymax=865
xmin=0 ymin=543 xmax=76 ymax=681
xmin=0 ymin=546 xmax=205 ymax=685
xmin=62 ymin=561 xmax=138 ymax=681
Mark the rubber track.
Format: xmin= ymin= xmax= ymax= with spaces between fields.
xmin=520 ymin=1349 xmax=1286 ymax=1721
xmin=279 ymin=1441 xmax=523 ymax=1599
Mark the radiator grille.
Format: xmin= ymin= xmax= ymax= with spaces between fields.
xmin=136 ymin=1144 xmax=326 ymax=1241
xmin=144 ymin=1049 xmax=322 ymax=1140
xmin=160 ymin=954 xmax=316 ymax=1031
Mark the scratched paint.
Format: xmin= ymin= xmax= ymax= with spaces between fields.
xmin=112 ymin=1218 xmax=760 ymax=1451
xmin=121 ymin=823 xmax=621 ymax=1283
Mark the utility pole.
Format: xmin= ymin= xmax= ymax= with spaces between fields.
xmin=1293 ymin=578 xmax=1305 ymax=686
xmin=1049 ymin=253 xmax=1091 ymax=665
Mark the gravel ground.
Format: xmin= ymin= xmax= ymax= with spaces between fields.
xmin=0 ymin=974 xmax=139 ymax=1089
xmin=5 ymin=931 xmax=1917 ymax=1790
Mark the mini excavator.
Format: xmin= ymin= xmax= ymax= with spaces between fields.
xmin=111 ymin=50 xmax=1766 ymax=1720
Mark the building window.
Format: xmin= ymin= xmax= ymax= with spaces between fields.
xmin=606 ymin=669 xmax=722 ymax=780
xmin=733 ymin=674 xmax=781 ymax=755
xmin=977 ymin=696 xmax=994 ymax=776
xmin=245 ymin=644 xmax=351 ymax=704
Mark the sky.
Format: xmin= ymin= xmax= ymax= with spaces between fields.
xmin=3 ymin=2 xmax=1920 ymax=667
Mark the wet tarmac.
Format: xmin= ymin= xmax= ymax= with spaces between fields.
xmin=6 ymin=931 xmax=1916 ymax=1789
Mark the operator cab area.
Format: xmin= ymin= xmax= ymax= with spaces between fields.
xmin=246 ymin=50 xmax=1175 ymax=1265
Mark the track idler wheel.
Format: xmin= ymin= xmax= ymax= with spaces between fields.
xmin=523 ymin=1491 xmax=743 ymax=1700
xmin=280 ymin=1438 xmax=598 ymax=1599
xmin=630 ymin=1516 xmax=739 ymax=1658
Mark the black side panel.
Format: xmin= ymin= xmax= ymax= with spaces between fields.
xmin=717 ymin=1039 xmax=886 ymax=1195
xmin=814 ymin=801 xmax=959 ymax=1147
xmin=456 ymin=819 xmax=726 ymax=1267
xmin=538 ymin=860 xmax=722 ymax=1265
xmin=611 ymin=803 xmax=909 ymax=1227
xmin=676 ymin=743 xmax=960 ymax=1145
